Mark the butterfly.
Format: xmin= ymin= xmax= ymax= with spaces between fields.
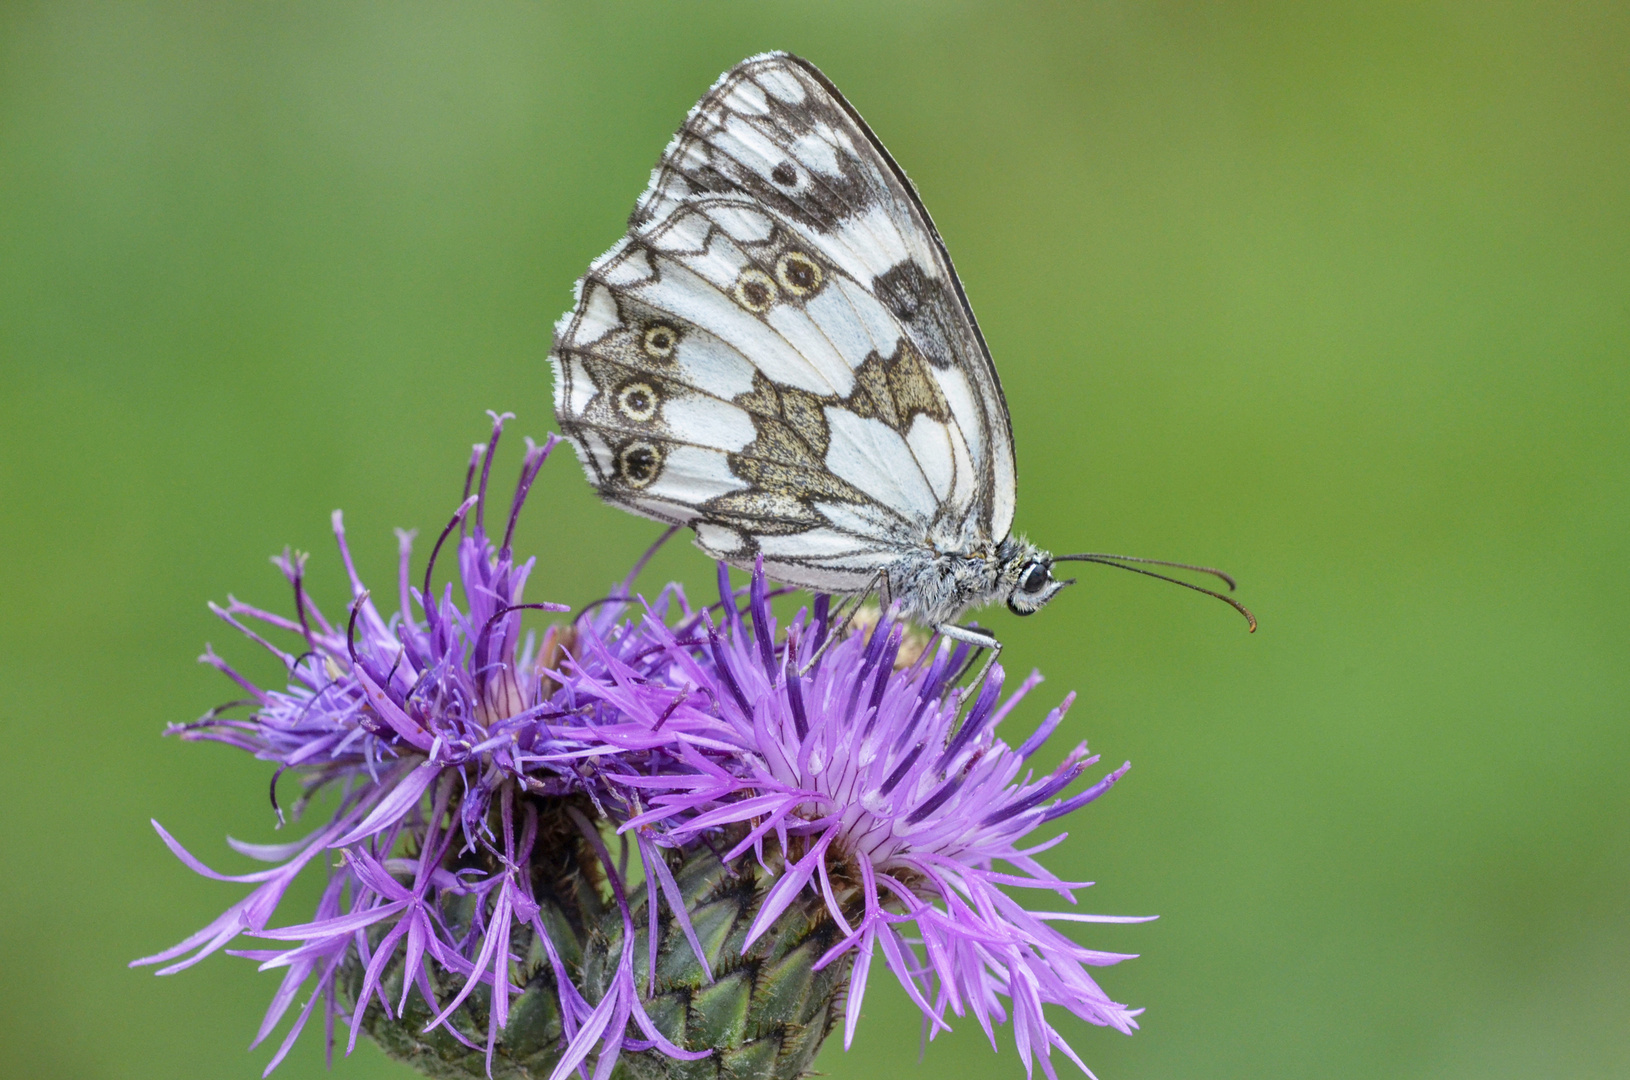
xmin=549 ymin=52 xmax=1253 ymax=659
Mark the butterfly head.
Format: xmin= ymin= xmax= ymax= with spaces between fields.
xmin=1000 ymin=539 xmax=1074 ymax=617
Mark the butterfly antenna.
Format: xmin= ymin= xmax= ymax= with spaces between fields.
xmin=1053 ymin=553 xmax=1257 ymax=632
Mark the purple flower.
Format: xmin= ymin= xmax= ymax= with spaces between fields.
xmin=562 ymin=565 xmax=1150 ymax=1080
xmin=136 ymin=412 xmax=1147 ymax=1080
xmin=132 ymin=413 xmax=702 ymax=1077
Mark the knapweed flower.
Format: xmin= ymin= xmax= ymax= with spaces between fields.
xmin=136 ymin=413 xmax=1146 ymax=1080
xmin=132 ymin=413 xmax=706 ymax=1077
xmin=569 ymin=568 xmax=1149 ymax=1080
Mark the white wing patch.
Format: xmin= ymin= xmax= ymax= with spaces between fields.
xmin=763 ymin=303 xmax=859 ymax=392
xmin=791 ymin=129 xmax=843 ymax=178
xmin=904 ymin=415 xmax=955 ymax=504
xmin=696 ymin=521 xmax=747 ymax=555
xmin=647 ymin=211 xmax=714 ymax=257
xmin=599 ymin=246 xmax=654 ymax=289
xmin=574 ymin=283 xmax=622 ymax=346
xmin=759 ymin=527 xmax=889 ymax=561
xmin=821 ymin=202 xmax=927 ymax=286
xmin=655 ymin=225 xmax=749 ymax=293
xmin=574 ymin=429 xmax=616 ymax=481
xmin=722 ymin=79 xmax=770 ymax=117
xmin=660 ymin=394 xmax=757 ymax=453
xmin=564 ymin=357 xmax=596 ymax=417
xmin=755 ymin=64 xmax=806 ymax=105
xmin=643 ymin=445 xmax=747 ymax=504
xmin=709 ymin=203 xmax=776 ymax=244
xmin=803 ymin=276 xmax=901 ymax=371
xmin=671 ymin=330 xmax=758 ymax=400
xmin=823 ymin=408 xmax=936 ymax=524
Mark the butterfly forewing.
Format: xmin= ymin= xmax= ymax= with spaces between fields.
xmin=551 ymin=52 xmax=1018 ymax=594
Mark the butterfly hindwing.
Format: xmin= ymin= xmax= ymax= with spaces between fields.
xmin=551 ymin=52 xmax=1016 ymax=592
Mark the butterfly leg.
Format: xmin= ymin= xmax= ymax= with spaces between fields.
xmin=934 ymin=622 xmax=1002 ymax=688
xmin=797 ymin=571 xmax=884 ymax=676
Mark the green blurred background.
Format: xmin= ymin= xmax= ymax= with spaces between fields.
xmin=3 ymin=2 xmax=1627 ymax=1077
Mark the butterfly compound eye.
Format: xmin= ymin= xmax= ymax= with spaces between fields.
xmin=1020 ymin=562 xmax=1050 ymax=594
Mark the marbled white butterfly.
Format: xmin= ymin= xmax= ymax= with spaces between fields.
xmin=550 ymin=52 xmax=1253 ymax=658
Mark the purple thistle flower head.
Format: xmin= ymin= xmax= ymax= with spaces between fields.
xmin=568 ymin=563 xmax=1151 ymax=1080
xmin=135 ymin=413 xmax=1149 ymax=1080
xmin=131 ymin=413 xmax=702 ymax=1077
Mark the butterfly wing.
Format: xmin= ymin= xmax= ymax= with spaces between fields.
xmin=551 ymin=52 xmax=1017 ymax=591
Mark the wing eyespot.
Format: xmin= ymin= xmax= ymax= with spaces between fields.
xmin=771 ymin=161 xmax=797 ymax=186
xmin=774 ymin=251 xmax=823 ymax=297
xmin=733 ymin=269 xmax=778 ymax=313
xmin=642 ymin=323 xmax=680 ymax=360
xmin=616 ymin=441 xmax=663 ymax=488
xmin=615 ymin=381 xmax=660 ymax=423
